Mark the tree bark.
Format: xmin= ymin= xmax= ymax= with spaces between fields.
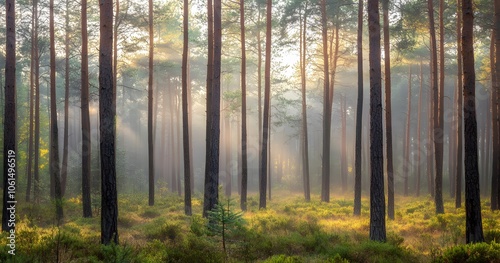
xmin=147 ymin=0 xmax=155 ymax=206
xmin=341 ymin=95 xmax=347 ymax=193
xmin=2 ymin=0 xmax=16 ymax=232
xmin=368 ymin=0 xmax=386 ymax=242
xmin=320 ymin=0 xmax=331 ymax=203
xmin=382 ymin=0 xmax=394 ymax=220
xmin=240 ymin=0 xmax=248 ymax=211
xmin=354 ymin=0 xmax=364 ymax=215
xmin=428 ymin=0 xmax=444 ymax=214
xmin=100 ymin=0 xmax=118 ymax=245
xmin=50 ymin=0 xmax=63 ymax=222
xmin=203 ymin=0 xmax=221 ymax=217
xmin=462 ymin=0 xmax=484 ymax=243
xmin=456 ymin=0 xmax=463 ymax=208
xmin=300 ymin=3 xmax=311 ymax=202
xmin=404 ymin=66 xmax=412 ymax=196
xmin=416 ymin=60 xmax=423 ymax=197
xmin=259 ymin=0 xmax=271 ymax=209
xmin=34 ymin=0 xmax=40 ymax=203
xmin=491 ymin=0 xmax=500 ymax=210
xmin=182 ymin=0 xmax=192 ymax=215
xmin=81 ymin=0 xmax=92 ymax=218
xmin=61 ymin=0 xmax=70 ymax=198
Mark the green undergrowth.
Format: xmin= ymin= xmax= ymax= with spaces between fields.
xmin=0 ymin=191 xmax=499 ymax=262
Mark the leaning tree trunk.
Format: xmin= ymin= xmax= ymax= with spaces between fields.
xmin=368 ymin=0 xmax=386 ymax=242
xmin=462 ymin=0 xmax=484 ymax=243
xmin=99 ymin=0 xmax=118 ymax=245
xmin=354 ymin=0 xmax=364 ymax=216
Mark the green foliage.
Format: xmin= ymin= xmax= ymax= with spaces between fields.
xmin=433 ymin=242 xmax=500 ymax=263
xmin=207 ymin=199 xmax=245 ymax=253
xmin=263 ymin=254 xmax=302 ymax=263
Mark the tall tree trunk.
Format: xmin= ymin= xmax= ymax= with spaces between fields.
xmin=429 ymin=0 xmax=444 ymax=214
xmin=113 ymin=0 xmax=119 ymax=109
xmin=240 ymin=0 xmax=248 ymax=211
xmin=404 ymin=66 xmax=412 ymax=196
xmin=257 ymin=4 xmax=263 ymax=186
xmin=26 ymin=0 xmax=35 ymax=202
xmin=462 ymin=0 xmax=484 ymax=243
xmin=81 ymin=0 xmax=92 ymax=218
xmin=61 ymin=0 xmax=70 ymax=198
xmin=300 ymin=4 xmax=311 ymax=202
xmin=203 ymin=0 xmax=221 ymax=217
xmin=450 ymin=86 xmax=457 ymax=198
xmin=368 ymin=0 xmax=386 ymax=242
xmin=182 ymin=0 xmax=192 ymax=215
xmin=416 ymin=60 xmax=423 ymax=197
xmin=176 ymin=93 xmax=182 ymax=196
xmin=491 ymin=1 xmax=500 ymax=210
xmin=100 ymin=0 xmax=118 ymax=245
xmin=341 ymin=95 xmax=347 ymax=193
xmin=147 ymin=0 xmax=155 ymax=206
xmin=427 ymin=71 xmax=435 ymax=197
xmin=259 ymin=0 xmax=271 ymax=209
xmin=354 ymin=0 xmax=364 ymax=215
xmin=2 ymin=0 xmax=16 ymax=232
xmin=382 ymin=0 xmax=394 ymax=220
xmin=34 ymin=0 xmax=40 ymax=203
xmin=225 ymin=112 xmax=231 ymax=197
xmin=320 ymin=0 xmax=331 ymax=203
xmin=50 ymin=0 xmax=63 ymax=222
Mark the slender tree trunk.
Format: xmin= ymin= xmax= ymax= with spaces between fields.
xmin=416 ymin=60 xmax=423 ymax=197
xmin=259 ymin=0 xmax=271 ymax=209
xmin=182 ymin=0 xmax=192 ymax=215
xmin=320 ymin=0 xmax=331 ymax=203
xmin=341 ymin=95 xmax=348 ymax=193
xmin=456 ymin=0 xmax=463 ymax=208
xmin=257 ymin=4 xmax=263 ymax=185
xmin=113 ymin=0 xmax=119 ymax=109
xmin=176 ymin=93 xmax=182 ymax=196
xmin=100 ymin=0 xmax=118 ymax=245
xmin=203 ymin=0 xmax=221 ymax=217
xmin=81 ymin=0 xmax=92 ymax=218
xmin=34 ymin=0 xmax=40 ymax=203
xmin=462 ymin=0 xmax=484 ymax=243
xmin=382 ymin=0 xmax=394 ymax=220
xmin=368 ymin=0 xmax=386 ymax=242
xmin=427 ymin=72 xmax=435 ymax=197
xmin=354 ymin=0 xmax=364 ymax=215
xmin=429 ymin=0 xmax=444 ymax=214
xmin=26 ymin=0 xmax=35 ymax=202
xmin=225 ymin=112 xmax=232 ymax=197
xmin=404 ymin=66 xmax=412 ymax=196
xmin=300 ymin=4 xmax=311 ymax=202
xmin=240 ymin=0 xmax=248 ymax=211
xmin=61 ymin=0 xmax=70 ymax=198
xmin=147 ymin=0 xmax=155 ymax=206
xmin=2 ymin=0 xmax=16 ymax=232
xmin=50 ymin=0 xmax=63 ymax=222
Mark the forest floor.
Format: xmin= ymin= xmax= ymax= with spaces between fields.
xmin=1 ymin=189 xmax=500 ymax=262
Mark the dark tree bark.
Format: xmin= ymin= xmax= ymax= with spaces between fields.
xmin=182 ymin=0 xmax=192 ymax=215
xmin=491 ymin=0 xmax=500 ymax=210
xmin=354 ymin=0 xmax=364 ymax=216
xmin=100 ymin=0 xmax=118 ymax=245
xmin=50 ymin=0 xmax=63 ymax=222
xmin=456 ymin=3 xmax=464 ymax=206
xmin=416 ymin=60 xmax=423 ymax=197
xmin=81 ymin=0 xmax=92 ymax=218
xmin=34 ymin=0 xmax=40 ymax=204
xmin=320 ymin=0 xmax=331 ymax=203
xmin=176 ymin=93 xmax=182 ymax=196
xmin=203 ymin=0 xmax=221 ymax=217
xmin=427 ymin=72 xmax=435 ymax=197
xmin=382 ymin=0 xmax=394 ymax=220
xmin=2 ymin=0 xmax=16 ymax=232
xmin=368 ymin=0 xmax=386 ymax=242
xmin=148 ymin=0 xmax=154 ymax=206
xmin=300 ymin=3 xmax=310 ymax=202
xmin=404 ymin=66 xmax=412 ymax=196
xmin=26 ymin=0 xmax=35 ymax=202
xmin=428 ymin=0 xmax=444 ymax=214
xmin=259 ymin=0 xmax=271 ymax=209
xmin=61 ymin=0 xmax=70 ymax=198
xmin=113 ymin=0 xmax=119 ymax=109
xmin=462 ymin=0 xmax=484 ymax=243
xmin=240 ymin=0 xmax=248 ymax=211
